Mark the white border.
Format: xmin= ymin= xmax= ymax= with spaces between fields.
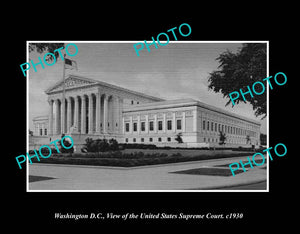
xmin=26 ymin=41 xmax=269 ymax=193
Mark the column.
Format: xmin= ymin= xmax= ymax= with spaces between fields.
xmin=129 ymin=116 xmax=133 ymax=134
xmin=154 ymin=114 xmax=157 ymax=133
xmin=182 ymin=111 xmax=186 ymax=132
xmin=119 ymin=98 xmax=123 ymax=134
xmin=172 ymin=112 xmax=176 ymax=132
xmin=193 ymin=109 xmax=197 ymax=132
xmin=163 ymin=113 xmax=166 ymax=133
xmin=61 ymin=98 xmax=66 ymax=134
xmin=122 ymin=117 xmax=125 ymax=134
xmin=114 ymin=97 xmax=120 ymax=133
xmin=137 ymin=115 xmax=141 ymax=134
xmin=103 ymin=95 xmax=108 ymax=133
xmin=74 ymin=96 xmax=79 ymax=130
xmin=88 ymin=93 xmax=93 ymax=134
xmin=96 ymin=91 xmax=101 ymax=133
xmin=81 ymin=95 xmax=86 ymax=134
xmin=48 ymin=100 xmax=53 ymax=135
xmin=145 ymin=115 xmax=149 ymax=133
xmin=67 ymin=97 xmax=72 ymax=133
xmin=55 ymin=99 xmax=60 ymax=135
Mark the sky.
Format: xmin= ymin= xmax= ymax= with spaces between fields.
xmin=28 ymin=42 xmax=267 ymax=134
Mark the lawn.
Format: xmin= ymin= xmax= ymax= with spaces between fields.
xmin=170 ymin=167 xmax=245 ymax=177
xmin=123 ymin=148 xmax=251 ymax=157
xmin=29 ymin=175 xmax=56 ymax=183
xmin=30 ymin=148 xmax=257 ymax=167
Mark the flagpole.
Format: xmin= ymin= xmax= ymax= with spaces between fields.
xmin=62 ymin=53 xmax=66 ymax=135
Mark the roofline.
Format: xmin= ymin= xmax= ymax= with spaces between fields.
xmin=32 ymin=115 xmax=49 ymax=120
xmin=45 ymin=74 xmax=164 ymax=102
xmin=124 ymin=98 xmax=261 ymax=125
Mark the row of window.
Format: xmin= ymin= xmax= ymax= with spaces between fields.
xmin=125 ymin=137 xmax=257 ymax=145
xmin=203 ymin=137 xmax=256 ymax=144
xmin=202 ymin=120 xmax=257 ymax=137
xmin=36 ymin=128 xmax=47 ymax=136
xmin=125 ymin=137 xmax=172 ymax=143
xmin=125 ymin=119 xmax=182 ymax=132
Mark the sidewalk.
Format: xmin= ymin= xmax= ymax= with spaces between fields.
xmin=28 ymin=156 xmax=267 ymax=191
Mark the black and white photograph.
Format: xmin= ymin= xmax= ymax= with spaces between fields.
xmin=27 ymin=42 xmax=268 ymax=191
xmin=6 ymin=11 xmax=293 ymax=228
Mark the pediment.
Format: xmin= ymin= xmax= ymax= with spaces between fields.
xmin=45 ymin=75 xmax=98 ymax=94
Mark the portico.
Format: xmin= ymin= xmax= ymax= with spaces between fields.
xmin=45 ymin=74 xmax=163 ymax=140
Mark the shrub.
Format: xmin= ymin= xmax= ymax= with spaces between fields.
xmin=58 ymin=134 xmax=74 ymax=153
xmin=83 ymin=138 xmax=119 ymax=152
xmin=109 ymin=138 xmax=119 ymax=151
xmin=119 ymin=143 xmax=157 ymax=149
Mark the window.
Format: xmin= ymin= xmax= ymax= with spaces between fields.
xmin=149 ymin=121 xmax=154 ymax=131
xmin=149 ymin=138 xmax=153 ymax=142
xmin=141 ymin=138 xmax=144 ymax=142
xmin=131 ymin=100 xmax=134 ymax=104
xmin=125 ymin=123 xmax=130 ymax=132
xmin=125 ymin=138 xmax=128 ymax=142
xmin=40 ymin=128 xmax=43 ymax=136
xmin=207 ymin=121 xmax=210 ymax=131
xmin=167 ymin=120 xmax=172 ymax=130
xmin=203 ymin=120 xmax=206 ymax=130
xmin=44 ymin=129 xmax=47 ymax=135
xmin=215 ymin=123 xmax=217 ymax=132
xmin=158 ymin=121 xmax=163 ymax=130
xmin=167 ymin=137 xmax=171 ymax=142
xmin=133 ymin=122 xmax=137 ymax=132
xmin=141 ymin=122 xmax=145 ymax=131
xmin=133 ymin=138 xmax=136 ymax=142
xmin=177 ymin=119 xmax=182 ymax=130
xmin=158 ymin=137 xmax=162 ymax=142
xmin=211 ymin=122 xmax=214 ymax=131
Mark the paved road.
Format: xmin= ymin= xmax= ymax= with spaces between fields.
xmin=28 ymin=156 xmax=267 ymax=191
xmin=215 ymin=181 xmax=267 ymax=190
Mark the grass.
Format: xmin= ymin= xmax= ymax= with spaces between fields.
xmin=170 ymin=167 xmax=245 ymax=177
xmin=30 ymin=149 xmax=256 ymax=167
xmin=29 ymin=175 xmax=56 ymax=183
xmin=215 ymin=159 xmax=266 ymax=168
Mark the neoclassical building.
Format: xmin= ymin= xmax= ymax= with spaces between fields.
xmin=32 ymin=74 xmax=261 ymax=149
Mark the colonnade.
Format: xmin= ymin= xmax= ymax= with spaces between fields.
xmin=48 ymin=91 xmax=123 ymax=135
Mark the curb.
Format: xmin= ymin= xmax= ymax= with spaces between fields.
xmin=189 ymin=179 xmax=267 ymax=191
xmin=29 ymin=155 xmax=251 ymax=170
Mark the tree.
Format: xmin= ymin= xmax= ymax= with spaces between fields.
xmin=175 ymin=132 xmax=183 ymax=143
xmin=219 ymin=131 xmax=227 ymax=147
xmin=29 ymin=43 xmax=65 ymax=62
xmin=208 ymin=43 xmax=267 ymax=118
